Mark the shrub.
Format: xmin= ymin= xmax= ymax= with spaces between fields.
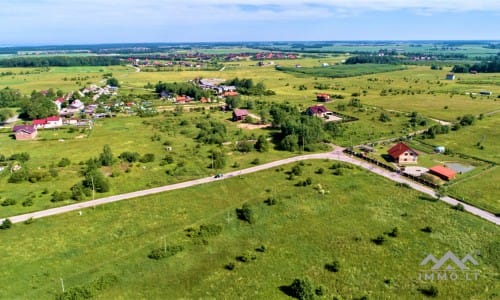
xmin=185 ymin=224 xmax=222 ymax=239
xmin=237 ymin=250 xmax=257 ymax=262
xmin=264 ymin=197 xmax=278 ymax=206
xmin=387 ymin=227 xmax=398 ymax=237
xmin=315 ymin=285 xmax=326 ymax=296
xmin=22 ymin=199 xmax=33 ymax=207
xmin=421 ymin=226 xmax=433 ymax=233
xmin=325 ymin=260 xmax=340 ymax=272
xmin=419 ymin=285 xmax=439 ymax=297
xmin=315 ymin=167 xmax=324 ymax=174
xmin=452 ymin=203 xmax=465 ymax=211
xmin=57 ymin=157 xmax=71 ymax=167
xmin=255 ymin=245 xmax=267 ymax=252
xmin=236 ymin=203 xmax=255 ymax=224
xmin=372 ymin=235 xmax=386 ymax=245
xmin=148 ymin=245 xmax=184 ymax=260
xmin=139 ymin=153 xmax=155 ymax=163
xmin=119 ymin=151 xmax=140 ymax=163
xmin=289 ymin=277 xmax=315 ymax=300
xmin=1 ymin=198 xmax=16 ymax=206
xmin=225 ymin=262 xmax=235 ymax=270
xmin=0 ymin=218 xmax=12 ymax=229
xmin=24 ymin=217 xmax=35 ymax=225
xmin=251 ymin=158 xmax=260 ymax=165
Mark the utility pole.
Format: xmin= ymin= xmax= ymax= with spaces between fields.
xmin=60 ymin=278 xmax=65 ymax=293
xmin=91 ymin=176 xmax=95 ymax=201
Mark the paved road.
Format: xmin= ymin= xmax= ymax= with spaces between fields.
xmin=2 ymin=147 xmax=498 ymax=225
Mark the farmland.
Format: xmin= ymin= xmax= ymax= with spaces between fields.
xmin=0 ymin=41 xmax=499 ymax=299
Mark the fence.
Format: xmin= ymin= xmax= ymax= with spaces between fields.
xmin=343 ymin=148 xmax=438 ymax=189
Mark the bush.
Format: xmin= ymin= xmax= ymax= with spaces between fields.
xmin=421 ymin=226 xmax=433 ymax=233
xmin=1 ymin=198 xmax=16 ymax=206
xmin=57 ymin=157 xmax=71 ymax=167
xmin=22 ymin=199 xmax=33 ymax=207
xmin=119 ymin=151 xmax=140 ymax=163
xmin=419 ymin=285 xmax=439 ymax=297
xmin=237 ymin=250 xmax=257 ymax=262
xmin=387 ymin=227 xmax=399 ymax=237
xmin=372 ymin=235 xmax=386 ymax=245
xmin=264 ymin=197 xmax=278 ymax=206
xmin=139 ymin=153 xmax=155 ymax=163
xmin=251 ymin=158 xmax=260 ymax=165
xmin=315 ymin=285 xmax=326 ymax=296
xmin=236 ymin=203 xmax=255 ymax=224
xmin=325 ymin=260 xmax=340 ymax=272
xmin=315 ymin=167 xmax=324 ymax=174
xmin=148 ymin=245 xmax=184 ymax=260
xmin=0 ymin=218 xmax=12 ymax=229
xmin=185 ymin=224 xmax=222 ymax=239
xmin=225 ymin=262 xmax=235 ymax=270
xmin=289 ymin=277 xmax=315 ymax=300
xmin=452 ymin=203 xmax=465 ymax=211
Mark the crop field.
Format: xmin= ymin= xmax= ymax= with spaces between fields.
xmin=0 ymin=160 xmax=498 ymax=299
xmin=276 ymin=63 xmax=407 ymax=79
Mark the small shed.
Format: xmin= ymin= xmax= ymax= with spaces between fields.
xmin=445 ymin=73 xmax=456 ymax=80
xmin=316 ymin=93 xmax=331 ymax=102
xmin=232 ymin=109 xmax=249 ymax=121
xmin=429 ymin=165 xmax=457 ymax=181
xmin=435 ymin=146 xmax=445 ymax=153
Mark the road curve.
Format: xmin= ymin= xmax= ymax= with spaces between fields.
xmin=2 ymin=147 xmax=498 ymax=225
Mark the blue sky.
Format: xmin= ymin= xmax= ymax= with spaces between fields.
xmin=1 ymin=0 xmax=499 ymax=45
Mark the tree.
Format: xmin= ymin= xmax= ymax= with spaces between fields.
xmin=289 ymin=278 xmax=315 ymax=300
xmin=280 ymin=134 xmax=299 ymax=151
xmin=255 ymin=135 xmax=269 ymax=152
xmin=236 ymin=203 xmax=255 ymax=224
xmin=0 ymin=108 xmax=14 ymax=122
xmin=0 ymin=218 xmax=12 ymax=230
xmin=210 ymin=149 xmax=226 ymax=169
xmin=106 ymin=77 xmax=120 ymax=87
xmin=99 ymin=145 xmax=114 ymax=166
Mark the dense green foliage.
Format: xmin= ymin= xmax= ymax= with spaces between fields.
xmin=452 ymin=55 xmax=500 ymax=73
xmin=154 ymin=81 xmax=211 ymax=100
xmin=225 ymin=77 xmax=275 ymax=96
xmin=0 ymin=56 xmax=121 ymax=67
xmin=18 ymin=90 xmax=58 ymax=120
xmin=345 ymin=55 xmax=401 ymax=64
xmin=0 ymin=87 xmax=24 ymax=108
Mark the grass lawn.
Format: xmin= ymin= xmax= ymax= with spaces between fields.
xmin=0 ymin=160 xmax=498 ymax=299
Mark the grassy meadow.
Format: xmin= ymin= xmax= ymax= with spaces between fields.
xmin=0 ymin=160 xmax=498 ymax=299
xmin=0 ymin=111 xmax=296 ymax=218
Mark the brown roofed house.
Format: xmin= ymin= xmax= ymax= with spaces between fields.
xmin=13 ymin=125 xmax=37 ymax=140
xmin=387 ymin=142 xmax=418 ymax=164
xmin=232 ymin=109 xmax=249 ymax=121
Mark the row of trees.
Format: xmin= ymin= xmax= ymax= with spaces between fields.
xmin=0 ymin=56 xmax=121 ymax=67
xmin=224 ymin=77 xmax=275 ymax=96
xmin=154 ymin=81 xmax=212 ymax=100
xmin=345 ymin=55 xmax=401 ymax=64
xmin=452 ymin=55 xmax=500 ymax=73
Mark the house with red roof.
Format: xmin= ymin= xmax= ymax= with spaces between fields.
xmin=223 ymin=91 xmax=239 ymax=97
xmin=316 ymin=93 xmax=331 ymax=102
xmin=387 ymin=142 xmax=418 ymax=164
xmin=232 ymin=109 xmax=249 ymax=121
xmin=32 ymin=116 xmax=62 ymax=129
xmin=429 ymin=165 xmax=456 ymax=181
xmin=12 ymin=125 xmax=37 ymax=140
xmin=306 ymin=105 xmax=330 ymax=118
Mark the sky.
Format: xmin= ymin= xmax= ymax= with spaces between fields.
xmin=1 ymin=0 xmax=499 ymax=46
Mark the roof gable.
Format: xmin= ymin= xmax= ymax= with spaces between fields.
xmin=388 ymin=142 xmax=418 ymax=159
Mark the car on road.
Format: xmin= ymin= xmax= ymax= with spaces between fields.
xmin=214 ymin=173 xmax=223 ymax=178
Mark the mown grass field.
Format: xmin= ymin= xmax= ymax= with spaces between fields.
xmin=0 ymin=160 xmax=498 ymax=299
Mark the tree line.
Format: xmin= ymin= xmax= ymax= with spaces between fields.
xmin=344 ymin=55 xmax=401 ymax=64
xmin=0 ymin=56 xmax=121 ymax=67
xmin=452 ymin=55 xmax=500 ymax=73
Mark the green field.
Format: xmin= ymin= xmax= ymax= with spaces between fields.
xmin=0 ymin=112 xmax=296 ymax=218
xmin=0 ymin=160 xmax=498 ymax=299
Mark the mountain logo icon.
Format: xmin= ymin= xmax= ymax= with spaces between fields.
xmin=421 ymin=251 xmax=479 ymax=270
